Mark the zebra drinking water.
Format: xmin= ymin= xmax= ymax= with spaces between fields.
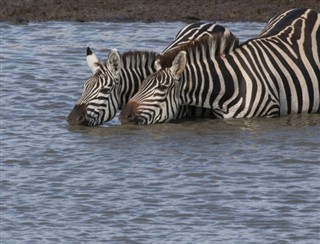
xmin=120 ymin=8 xmax=320 ymax=125
xmin=67 ymin=23 xmax=240 ymax=126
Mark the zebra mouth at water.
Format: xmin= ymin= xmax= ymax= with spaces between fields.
xmin=67 ymin=104 xmax=102 ymax=126
xmin=67 ymin=104 xmax=89 ymax=126
xmin=119 ymin=113 xmax=146 ymax=125
xmin=136 ymin=117 xmax=147 ymax=125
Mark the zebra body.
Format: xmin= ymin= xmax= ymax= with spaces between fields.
xmin=120 ymin=8 xmax=320 ymax=125
xmin=67 ymin=23 xmax=239 ymax=126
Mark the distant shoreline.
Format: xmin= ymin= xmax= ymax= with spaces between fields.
xmin=1 ymin=0 xmax=319 ymax=24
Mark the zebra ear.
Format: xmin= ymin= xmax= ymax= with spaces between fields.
xmin=106 ymin=49 xmax=122 ymax=77
xmin=170 ymin=51 xmax=187 ymax=79
xmin=154 ymin=58 xmax=162 ymax=71
xmin=86 ymin=47 xmax=100 ymax=73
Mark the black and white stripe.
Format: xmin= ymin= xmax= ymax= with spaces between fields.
xmin=162 ymin=22 xmax=237 ymax=53
xmin=120 ymin=8 xmax=320 ymax=125
xmin=67 ymin=22 xmax=239 ymax=125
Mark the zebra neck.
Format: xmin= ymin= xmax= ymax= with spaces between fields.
xmin=119 ymin=51 xmax=158 ymax=107
xmin=180 ymin=51 xmax=242 ymax=116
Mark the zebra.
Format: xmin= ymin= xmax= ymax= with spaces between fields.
xmin=120 ymin=8 xmax=320 ymax=125
xmin=67 ymin=23 xmax=240 ymax=126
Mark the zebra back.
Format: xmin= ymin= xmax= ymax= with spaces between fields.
xmin=162 ymin=23 xmax=240 ymax=53
xmin=257 ymin=8 xmax=316 ymax=38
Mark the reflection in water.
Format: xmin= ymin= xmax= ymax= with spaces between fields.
xmin=1 ymin=21 xmax=320 ymax=243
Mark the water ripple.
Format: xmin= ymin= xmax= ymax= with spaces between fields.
xmin=1 ymin=21 xmax=320 ymax=243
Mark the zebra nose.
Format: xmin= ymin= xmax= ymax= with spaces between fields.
xmin=67 ymin=104 xmax=88 ymax=126
xmin=120 ymin=101 xmax=138 ymax=124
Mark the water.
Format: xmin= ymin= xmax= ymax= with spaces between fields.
xmin=1 ymin=21 xmax=320 ymax=243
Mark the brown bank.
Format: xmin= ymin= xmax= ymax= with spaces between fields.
xmin=1 ymin=0 xmax=319 ymax=23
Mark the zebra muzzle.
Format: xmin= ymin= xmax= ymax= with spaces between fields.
xmin=67 ymin=104 xmax=89 ymax=126
xmin=119 ymin=101 xmax=141 ymax=124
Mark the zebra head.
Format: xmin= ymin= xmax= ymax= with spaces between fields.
xmin=120 ymin=51 xmax=187 ymax=125
xmin=67 ymin=47 xmax=122 ymax=126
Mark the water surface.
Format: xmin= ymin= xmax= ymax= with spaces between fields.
xmin=1 ymin=21 xmax=320 ymax=243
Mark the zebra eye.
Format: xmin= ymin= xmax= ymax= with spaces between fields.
xmin=158 ymin=84 xmax=168 ymax=92
xmin=100 ymin=88 xmax=111 ymax=94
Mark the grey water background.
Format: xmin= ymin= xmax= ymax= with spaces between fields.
xmin=1 ymin=21 xmax=320 ymax=243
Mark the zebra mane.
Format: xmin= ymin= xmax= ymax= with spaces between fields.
xmin=121 ymin=50 xmax=158 ymax=62
xmin=157 ymin=31 xmax=240 ymax=69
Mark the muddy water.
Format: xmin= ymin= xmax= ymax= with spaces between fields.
xmin=1 ymin=21 xmax=320 ymax=243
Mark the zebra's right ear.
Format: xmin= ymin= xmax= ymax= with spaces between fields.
xmin=170 ymin=51 xmax=187 ymax=79
xmin=106 ymin=49 xmax=122 ymax=77
xmin=86 ymin=47 xmax=100 ymax=73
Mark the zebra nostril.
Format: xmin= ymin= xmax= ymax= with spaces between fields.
xmin=120 ymin=101 xmax=139 ymax=124
xmin=67 ymin=104 xmax=89 ymax=126
xmin=78 ymin=115 xmax=84 ymax=122
xmin=126 ymin=114 xmax=134 ymax=120
xmin=137 ymin=117 xmax=145 ymax=125
xmin=77 ymin=113 xmax=90 ymax=126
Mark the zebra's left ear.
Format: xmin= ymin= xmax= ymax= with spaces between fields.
xmin=106 ymin=49 xmax=122 ymax=77
xmin=87 ymin=47 xmax=100 ymax=73
xmin=170 ymin=51 xmax=187 ymax=79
